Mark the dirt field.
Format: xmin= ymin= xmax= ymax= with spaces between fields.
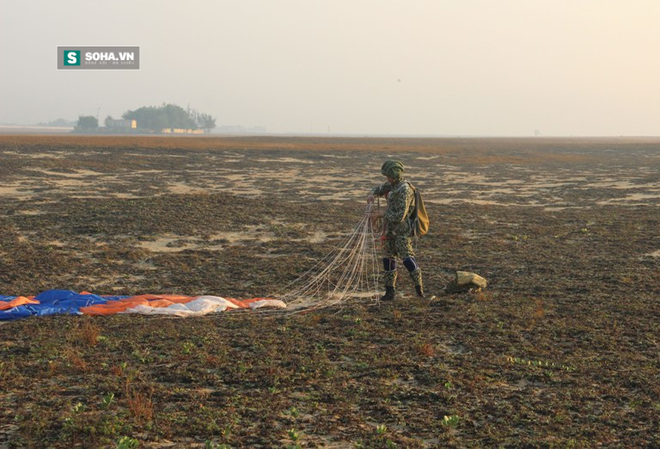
xmin=1 ymin=135 xmax=659 ymax=448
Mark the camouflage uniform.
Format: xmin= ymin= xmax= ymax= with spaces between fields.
xmin=371 ymin=177 xmax=424 ymax=294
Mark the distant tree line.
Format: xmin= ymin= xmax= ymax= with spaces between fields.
xmin=76 ymin=103 xmax=216 ymax=132
xmin=76 ymin=116 xmax=99 ymax=129
xmin=122 ymin=103 xmax=216 ymax=132
xmin=37 ymin=118 xmax=77 ymax=127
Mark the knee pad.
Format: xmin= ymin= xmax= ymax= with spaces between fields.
xmin=382 ymin=258 xmax=397 ymax=272
xmin=403 ymin=257 xmax=419 ymax=272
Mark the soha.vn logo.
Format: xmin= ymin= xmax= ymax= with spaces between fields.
xmin=58 ymin=46 xmax=140 ymax=70
xmin=84 ymin=51 xmax=136 ymax=62
xmin=63 ymin=50 xmax=81 ymax=66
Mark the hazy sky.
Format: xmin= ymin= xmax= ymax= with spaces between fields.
xmin=1 ymin=0 xmax=659 ymax=136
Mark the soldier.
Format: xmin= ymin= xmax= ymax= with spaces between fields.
xmin=368 ymin=160 xmax=426 ymax=301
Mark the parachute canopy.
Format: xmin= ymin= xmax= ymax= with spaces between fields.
xmin=0 ymin=290 xmax=286 ymax=321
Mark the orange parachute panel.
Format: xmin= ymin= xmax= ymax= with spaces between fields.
xmin=80 ymin=298 xmax=150 ymax=315
xmin=122 ymin=294 xmax=195 ymax=304
xmin=0 ymin=296 xmax=40 ymax=311
xmin=80 ymin=294 xmax=195 ymax=315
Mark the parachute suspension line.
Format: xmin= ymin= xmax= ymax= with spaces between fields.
xmin=271 ymin=203 xmax=381 ymax=313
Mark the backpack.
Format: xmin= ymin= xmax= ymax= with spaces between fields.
xmin=406 ymin=182 xmax=429 ymax=237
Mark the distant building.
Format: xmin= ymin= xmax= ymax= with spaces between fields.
xmin=107 ymin=119 xmax=137 ymax=129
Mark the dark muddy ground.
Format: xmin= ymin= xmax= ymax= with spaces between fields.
xmin=1 ymin=135 xmax=659 ymax=448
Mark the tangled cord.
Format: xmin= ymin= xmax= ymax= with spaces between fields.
xmin=271 ymin=202 xmax=382 ymax=314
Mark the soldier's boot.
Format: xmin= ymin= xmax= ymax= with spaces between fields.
xmin=381 ymin=258 xmax=397 ymax=301
xmin=403 ymin=258 xmax=426 ymax=299
xmin=380 ymin=286 xmax=396 ymax=301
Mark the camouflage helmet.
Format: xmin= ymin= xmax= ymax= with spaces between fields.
xmin=381 ymin=160 xmax=405 ymax=180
